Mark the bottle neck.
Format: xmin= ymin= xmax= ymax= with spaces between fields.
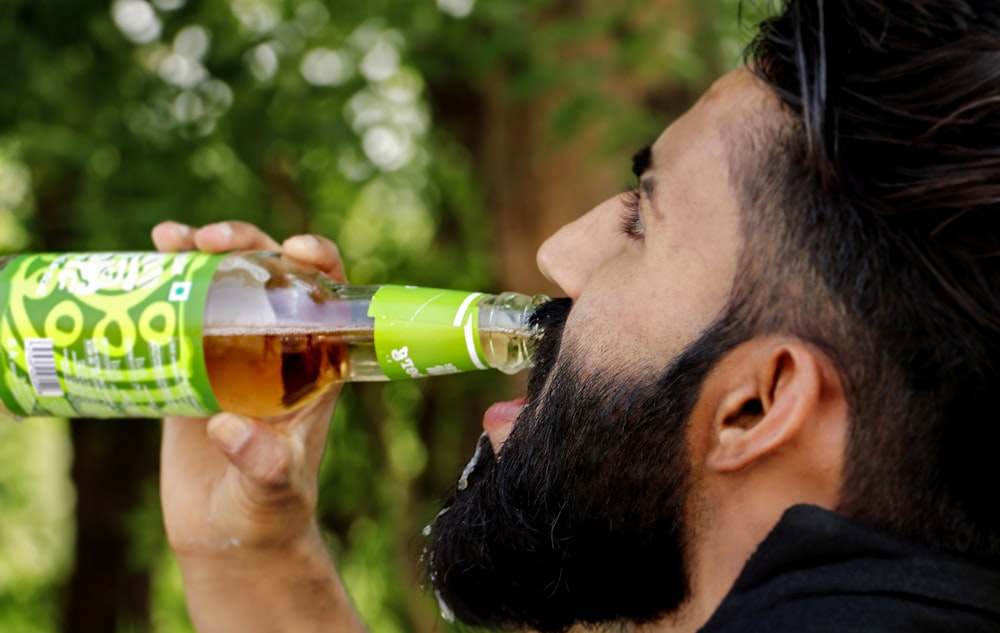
xmin=475 ymin=291 xmax=549 ymax=374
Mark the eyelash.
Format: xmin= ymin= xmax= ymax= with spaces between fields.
xmin=619 ymin=187 xmax=644 ymax=240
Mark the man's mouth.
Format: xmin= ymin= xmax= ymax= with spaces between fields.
xmin=482 ymin=396 xmax=526 ymax=453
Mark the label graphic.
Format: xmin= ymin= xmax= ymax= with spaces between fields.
xmin=369 ymin=285 xmax=488 ymax=381
xmin=0 ymin=252 xmax=225 ymax=417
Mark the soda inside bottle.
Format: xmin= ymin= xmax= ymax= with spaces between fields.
xmin=200 ymin=253 xmax=379 ymax=417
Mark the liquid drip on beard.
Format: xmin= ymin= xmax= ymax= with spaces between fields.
xmin=421 ymin=432 xmax=489 ymax=624
xmin=421 ymin=431 xmax=485 ymax=539
xmin=435 ymin=587 xmax=456 ymax=623
xmin=458 ymin=431 xmax=490 ymax=491
xmin=424 ymin=508 xmax=456 ymax=623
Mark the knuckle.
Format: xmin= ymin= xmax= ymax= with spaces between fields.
xmin=254 ymin=450 xmax=292 ymax=487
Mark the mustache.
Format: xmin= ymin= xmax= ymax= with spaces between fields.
xmin=525 ymin=297 xmax=573 ymax=400
xmin=530 ymin=296 xmax=573 ymax=330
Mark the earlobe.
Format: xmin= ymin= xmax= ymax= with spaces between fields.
xmin=706 ymin=340 xmax=824 ymax=473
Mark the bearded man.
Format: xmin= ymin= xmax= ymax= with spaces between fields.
xmin=155 ymin=0 xmax=1000 ymax=631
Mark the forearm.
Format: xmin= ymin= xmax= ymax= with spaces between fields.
xmin=176 ymin=523 xmax=367 ymax=633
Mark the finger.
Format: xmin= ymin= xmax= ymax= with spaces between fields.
xmin=152 ymin=221 xmax=197 ymax=252
xmin=192 ymin=221 xmax=283 ymax=254
xmin=206 ymin=413 xmax=301 ymax=490
xmin=281 ymin=234 xmax=349 ymax=283
xmin=285 ymin=386 xmax=340 ymax=473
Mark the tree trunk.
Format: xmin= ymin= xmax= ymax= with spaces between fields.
xmin=63 ymin=420 xmax=157 ymax=633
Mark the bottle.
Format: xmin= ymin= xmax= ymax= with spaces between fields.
xmin=0 ymin=251 xmax=548 ymax=419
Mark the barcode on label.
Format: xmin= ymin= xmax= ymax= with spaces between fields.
xmin=25 ymin=338 xmax=63 ymax=397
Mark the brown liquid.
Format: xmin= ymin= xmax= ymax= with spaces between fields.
xmin=202 ymin=330 xmax=352 ymax=418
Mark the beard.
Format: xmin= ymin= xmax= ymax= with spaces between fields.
xmin=424 ymin=298 xmax=738 ymax=633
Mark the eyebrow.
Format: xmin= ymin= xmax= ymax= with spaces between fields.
xmin=632 ymin=145 xmax=652 ymax=178
xmin=632 ymin=144 xmax=662 ymax=220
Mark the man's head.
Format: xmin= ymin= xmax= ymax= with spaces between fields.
xmin=425 ymin=0 xmax=1000 ymax=631
xmin=426 ymin=70 xmax=844 ymax=632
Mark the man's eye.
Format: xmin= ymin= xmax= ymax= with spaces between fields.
xmin=619 ymin=187 xmax=644 ymax=240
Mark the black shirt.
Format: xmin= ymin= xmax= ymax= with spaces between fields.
xmin=699 ymin=505 xmax=1000 ymax=632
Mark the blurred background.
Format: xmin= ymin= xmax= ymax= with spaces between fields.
xmin=0 ymin=0 xmax=764 ymax=631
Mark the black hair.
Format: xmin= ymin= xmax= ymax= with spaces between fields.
xmin=735 ymin=0 xmax=1000 ymax=559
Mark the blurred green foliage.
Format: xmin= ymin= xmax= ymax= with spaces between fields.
xmin=0 ymin=0 xmax=767 ymax=631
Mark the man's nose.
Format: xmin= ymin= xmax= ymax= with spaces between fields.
xmin=536 ymin=196 xmax=624 ymax=301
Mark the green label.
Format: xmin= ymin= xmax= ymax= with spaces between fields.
xmin=0 ymin=252 xmax=225 ymax=418
xmin=369 ymin=285 xmax=488 ymax=381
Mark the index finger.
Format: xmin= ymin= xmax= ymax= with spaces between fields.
xmin=192 ymin=221 xmax=283 ymax=253
xmin=152 ymin=221 xmax=196 ymax=252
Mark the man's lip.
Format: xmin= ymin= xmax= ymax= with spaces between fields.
xmin=482 ymin=396 xmax=527 ymax=433
xmin=482 ymin=396 xmax=526 ymax=454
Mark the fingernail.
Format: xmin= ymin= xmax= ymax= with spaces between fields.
xmin=301 ymin=234 xmax=320 ymax=250
xmin=208 ymin=414 xmax=251 ymax=453
xmin=207 ymin=222 xmax=234 ymax=241
xmin=170 ymin=222 xmax=193 ymax=238
xmin=284 ymin=234 xmax=319 ymax=252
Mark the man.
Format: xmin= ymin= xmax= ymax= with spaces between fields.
xmin=155 ymin=0 xmax=1000 ymax=631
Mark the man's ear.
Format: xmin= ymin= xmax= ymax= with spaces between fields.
xmin=705 ymin=338 xmax=827 ymax=473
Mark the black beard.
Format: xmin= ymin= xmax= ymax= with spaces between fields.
xmin=424 ymin=299 xmax=737 ymax=633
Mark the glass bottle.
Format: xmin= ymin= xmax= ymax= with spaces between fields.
xmin=0 ymin=251 xmax=548 ymax=419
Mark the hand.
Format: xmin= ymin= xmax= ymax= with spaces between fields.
xmin=152 ymin=221 xmax=366 ymax=632
xmin=152 ymin=220 xmax=348 ymax=555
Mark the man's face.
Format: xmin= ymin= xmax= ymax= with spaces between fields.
xmin=426 ymin=70 xmax=769 ymax=632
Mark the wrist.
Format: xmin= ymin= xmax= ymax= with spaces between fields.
xmin=175 ymin=523 xmax=366 ymax=633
